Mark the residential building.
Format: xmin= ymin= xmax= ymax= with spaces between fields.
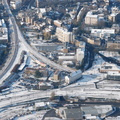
xmin=56 ymin=27 xmax=75 ymax=43
xmin=85 ymin=10 xmax=105 ymax=26
xmin=35 ymin=102 xmax=47 ymax=110
xmin=112 ymin=24 xmax=120 ymax=33
xmin=76 ymin=48 xmax=84 ymax=63
xmin=81 ymin=105 xmax=115 ymax=119
xmin=53 ymin=70 xmax=61 ymax=81
xmin=91 ymin=29 xmax=115 ymax=38
xmin=99 ymin=63 xmax=120 ymax=73
xmin=85 ymin=11 xmax=98 ymax=26
xmin=0 ymin=19 xmax=8 ymax=43
xmin=31 ymin=42 xmax=63 ymax=52
xmin=58 ymin=56 xmax=75 ymax=62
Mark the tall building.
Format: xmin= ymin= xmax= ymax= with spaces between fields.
xmin=85 ymin=11 xmax=98 ymax=26
xmin=36 ymin=0 xmax=39 ymax=8
xmin=0 ymin=19 xmax=8 ymax=43
xmin=56 ymin=27 xmax=75 ymax=43
xmin=76 ymin=48 xmax=84 ymax=62
xmin=85 ymin=10 xmax=105 ymax=26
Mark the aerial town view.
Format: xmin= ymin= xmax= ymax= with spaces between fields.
xmin=0 ymin=0 xmax=120 ymax=119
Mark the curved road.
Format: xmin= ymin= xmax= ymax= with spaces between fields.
xmin=0 ymin=0 xmax=19 ymax=80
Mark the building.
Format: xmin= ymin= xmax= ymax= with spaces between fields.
xmin=91 ymin=29 xmax=115 ymax=38
xmin=58 ymin=56 xmax=75 ymax=62
xmin=108 ymin=7 xmax=119 ymax=23
xmin=76 ymin=48 xmax=84 ymax=63
xmin=65 ymin=70 xmax=82 ymax=84
xmin=0 ymin=19 xmax=8 ymax=43
xmin=112 ymin=24 xmax=120 ymax=33
xmin=56 ymin=107 xmax=83 ymax=120
xmin=77 ymin=7 xmax=88 ymax=22
xmin=81 ymin=105 xmax=115 ymax=119
xmin=56 ymin=27 xmax=75 ymax=43
xmin=108 ymin=13 xmax=118 ymax=23
xmin=35 ymin=102 xmax=47 ymax=110
xmin=107 ymin=71 xmax=120 ymax=80
xmin=10 ymin=0 xmax=22 ymax=9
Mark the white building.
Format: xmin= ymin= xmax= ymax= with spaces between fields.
xmin=91 ymin=29 xmax=115 ymax=38
xmin=85 ymin=11 xmax=98 ymax=26
xmin=85 ymin=10 xmax=105 ymax=26
xmin=10 ymin=0 xmax=22 ymax=9
xmin=65 ymin=70 xmax=82 ymax=84
xmin=58 ymin=56 xmax=75 ymax=62
xmin=56 ymin=27 xmax=75 ymax=43
xmin=0 ymin=19 xmax=8 ymax=43
xmin=76 ymin=48 xmax=84 ymax=63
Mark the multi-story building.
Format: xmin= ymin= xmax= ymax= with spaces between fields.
xmin=91 ymin=29 xmax=115 ymax=38
xmin=0 ymin=19 xmax=8 ymax=43
xmin=76 ymin=48 xmax=84 ymax=63
xmin=85 ymin=10 xmax=105 ymax=26
xmin=85 ymin=11 xmax=98 ymax=26
xmin=56 ymin=27 xmax=75 ymax=43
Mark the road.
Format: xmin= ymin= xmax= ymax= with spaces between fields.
xmin=0 ymin=0 xmax=19 ymax=82
xmin=0 ymin=84 xmax=120 ymax=109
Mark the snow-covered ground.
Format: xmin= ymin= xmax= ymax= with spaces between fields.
xmin=66 ymin=54 xmax=106 ymax=88
xmin=100 ymin=51 xmax=120 ymax=60
xmin=15 ymin=110 xmax=47 ymax=120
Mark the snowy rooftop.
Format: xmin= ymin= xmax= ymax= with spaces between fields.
xmin=91 ymin=29 xmax=115 ymax=34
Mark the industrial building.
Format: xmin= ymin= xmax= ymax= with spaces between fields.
xmin=65 ymin=70 xmax=82 ymax=84
xmin=107 ymin=71 xmax=120 ymax=80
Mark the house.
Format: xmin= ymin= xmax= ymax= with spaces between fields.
xmin=53 ymin=70 xmax=61 ymax=81
xmin=0 ymin=19 xmax=8 ymax=43
xmin=10 ymin=0 xmax=22 ymax=9
xmin=24 ymin=68 xmax=48 ymax=77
